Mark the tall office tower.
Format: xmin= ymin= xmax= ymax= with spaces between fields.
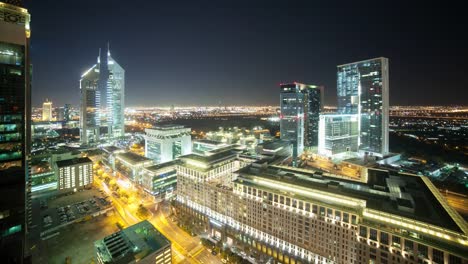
xmin=63 ymin=103 xmax=71 ymax=122
xmin=105 ymin=46 xmax=125 ymax=139
xmin=0 ymin=0 xmax=31 ymax=262
xmin=300 ymin=84 xmax=324 ymax=149
xmin=337 ymin=57 xmax=389 ymax=156
xmin=280 ymin=83 xmax=305 ymax=164
xmin=80 ymin=53 xmax=101 ymax=145
xmin=42 ymin=98 xmax=52 ymax=121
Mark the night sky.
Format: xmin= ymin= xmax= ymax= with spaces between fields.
xmin=25 ymin=0 xmax=467 ymax=107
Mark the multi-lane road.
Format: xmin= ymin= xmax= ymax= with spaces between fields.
xmin=94 ymin=164 xmax=222 ymax=264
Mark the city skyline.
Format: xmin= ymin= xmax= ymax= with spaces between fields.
xmin=26 ymin=1 xmax=467 ymax=107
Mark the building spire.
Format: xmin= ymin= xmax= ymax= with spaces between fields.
xmin=107 ymin=41 xmax=111 ymax=57
xmin=97 ymin=48 xmax=101 ymax=63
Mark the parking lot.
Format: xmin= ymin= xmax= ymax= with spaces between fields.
xmin=37 ymin=189 xmax=113 ymax=238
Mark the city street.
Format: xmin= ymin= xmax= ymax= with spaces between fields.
xmin=94 ymin=163 xmax=222 ymax=264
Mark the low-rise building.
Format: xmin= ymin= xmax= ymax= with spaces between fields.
xmin=56 ymin=157 xmax=93 ymax=192
xmin=139 ymin=161 xmax=178 ymax=199
xmin=115 ymin=152 xmax=153 ymax=182
xmin=95 ymin=220 xmax=172 ymax=264
xmin=102 ymin=145 xmax=126 ymax=170
xmin=318 ymin=113 xmax=359 ymax=157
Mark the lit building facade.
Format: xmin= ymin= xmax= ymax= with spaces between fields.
xmin=0 ymin=1 xmax=31 ymax=262
xmin=56 ymin=157 xmax=93 ymax=192
xmin=106 ymin=47 xmax=125 ymax=139
xmin=115 ymin=152 xmax=153 ymax=182
xmin=139 ymin=161 xmax=177 ymax=199
xmin=177 ymin=158 xmax=468 ymax=264
xmin=144 ymin=125 xmax=191 ymax=164
xmin=80 ymin=55 xmax=101 ymax=145
xmin=318 ymin=114 xmax=359 ymax=157
xmin=337 ymin=57 xmax=389 ymax=156
xmin=280 ymin=83 xmax=305 ymax=164
xmin=42 ymin=99 xmax=52 ymax=121
xmin=301 ymin=84 xmax=324 ymax=149
xmin=95 ymin=220 xmax=172 ymax=264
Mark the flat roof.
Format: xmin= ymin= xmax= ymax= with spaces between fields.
xmin=116 ymin=152 xmax=152 ymax=165
xmin=151 ymin=124 xmax=185 ymax=130
xmin=102 ymin=146 xmax=124 ymax=154
xmin=193 ymin=139 xmax=226 ymax=146
xmin=95 ymin=220 xmax=170 ymax=263
xmin=179 ymin=150 xmax=237 ymax=171
xmin=56 ymin=157 xmax=92 ymax=167
xmin=143 ymin=160 xmax=178 ymax=172
xmin=337 ymin=57 xmax=388 ymax=68
xmin=235 ymin=165 xmax=465 ymax=234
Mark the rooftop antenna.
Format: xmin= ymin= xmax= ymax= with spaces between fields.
xmin=107 ymin=41 xmax=111 ymax=57
xmin=97 ymin=48 xmax=101 ymax=63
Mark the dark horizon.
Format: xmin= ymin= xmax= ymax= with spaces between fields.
xmin=26 ymin=1 xmax=467 ymax=107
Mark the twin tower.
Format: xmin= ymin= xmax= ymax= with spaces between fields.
xmin=80 ymin=46 xmax=125 ymax=145
xmin=280 ymin=57 xmax=389 ymax=162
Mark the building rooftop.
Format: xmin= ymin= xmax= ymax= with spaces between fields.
xmin=102 ymin=146 xmax=124 ymax=154
xmin=235 ymin=165 xmax=467 ymax=235
xmin=179 ymin=150 xmax=237 ymax=171
xmin=193 ymin=139 xmax=226 ymax=146
xmin=116 ymin=152 xmax=152 ymax=165
xmin=56 ymin=157 xmax=92 ymax=167
xmin=94 ymin=220 xmax=170 ymax=264
xmin=151 ymin=124 xmax=186 ymax=130
xmin=143 ymin=160 xmax=178 ymax=172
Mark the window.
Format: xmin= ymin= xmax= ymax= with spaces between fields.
xmin=359 ymin=226 xmax=367 ymax=237
xmin=380 ymin=232 xmax=389 ymax=245
xmin=392 ymin=236 xmax=401 ymax=248
xmin=369 ymin=229 xmax=377 ymax=241
xmin=432 ymin=249 xmax=444 ymax=264
xmin=417 ymin=244 xmax=427 ymax=258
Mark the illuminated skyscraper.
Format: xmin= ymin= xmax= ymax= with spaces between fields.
xmin=80 ymin=53 xmax=101 ymax=145
xmin=337 ymin=57 xmax=389 ymax=156
xmin=80 ymin=45 xmax=124 ymax=144
xmin=301 ymin=84 xmax=324 ymax=149
xmin=105 ymin=45 xmax=125 ymax=139
xmin=42 ymin=98 xmax=52 ymax=121
xmin=280 ymin=83 xmax=304 ymax=164
xmin=0 ymin=0 xmax=31 ymax=262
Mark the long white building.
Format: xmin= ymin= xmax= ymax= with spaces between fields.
xmin=176 ymin=150 xmax=468 ymax=264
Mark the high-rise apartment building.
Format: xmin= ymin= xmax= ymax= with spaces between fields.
xmin=80 ymin=55 xmax=101 ymax=145
xmin=176 ymin=150 xmax=468 ymax=264
xmin=280 ymin=83 xmax=305 ymax=164
xmin=80 ymin=46 xmax=125 ymax=145
xmin=0 ymin=0 xmax=31 ymax=262
xmin=106 ymin=47 xmax=125 ymax=139
xmin=337 ymin=57 xmax=389 ymax=156
xmin=301 ymin=84 xmax=324 ymax=149
xmin=144 ymin=125 xmax=191 ymax=164
xmin=42 ymin=99 xmax=52 ymax=121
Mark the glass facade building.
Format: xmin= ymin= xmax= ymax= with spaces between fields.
xmin=280 ymin=83 xmax=305 ymax=164
xmin=318 ymin=114 xmax=359 ymax=156
xmin=337 ymin=57 xmax=389 ymax=156
xmin=144 ymin=125 xmax=191 ymax=164
xmin=106 ymin=48 xmax=125 ymax=139
xmin=0 ymin=1 xmax=31 ymax=262
xmin=80 ymin=60 xmax=101 ymax=145
xmin=301 ymin=84 xmax=324 ymax=148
